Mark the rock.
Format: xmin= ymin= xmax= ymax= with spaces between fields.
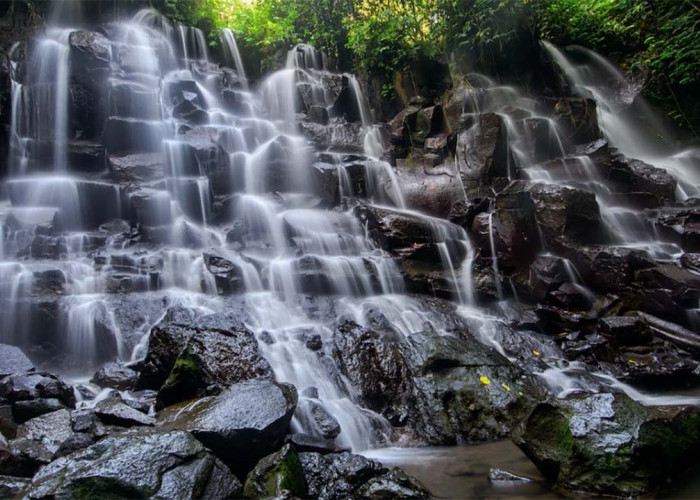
xmin=599 ymin=315 xmax=650 ymax=346
xmin=108 ymin=153 xmax=164 ymax=184
xmin=299 ymin=451 xmax=427 ymax=499
xmin=455 ymin=113 xmax=514 ymax=185
xmin=529 ymin=183 xmax=602 ymax=243
xmin=488 ymin=468 xmax=534 ymax=482
xmin=202 ymin=249 xmax=248 ymax=294
xmin=23 ymin=430 xmax=241 ymax=499
xmin=0 ymin=372 xmax=75 ymax=408
xmin=298 ymin=399 xmax=341 ymax=439
xmin=0 ymin=409 xmax=75 ymax=477
xmin=285 ymin=433 xmax=349 ymax=455
xmin=0 ymin=475 xmax=29 ymax=497
xmin=136 ymin=310 xmax=272 ymax=408
xmin=634 ymin=264 xmax=700 ymax=307
xmin=67 ymin=141 xmax=106 ymax=173
xmin=552 ymin=97 xmax=601 ymax=145
xmin=512 ymin=392 xmax=700 ymax=496
xmin=0 ymin=343 xmax=34 ymax=376
xmin=243 ymin=443 xmax=308 ymax=498
xmin=108 ymin=80 xmax=160 ymax=120
xmin=638 ymin=312 xmax=700 ymax=353
xmin=94 ymin=399 xmax=155 ymax=428
xmin=12 ymin=398 xmax=67 ymax=424
xmin=653 ymin=207 xmax=700 ymax=252
xmin=90 ymin=361 xmax=138 ymax=390
xmin=52 ymin=432 xmax=95 ymax=459
xmin=159 ymin=378 xmax=297 ymax=477
xmin=102 ymin=117 xmax=164 ymax=154
xmin=608 ymin=156 xmax=677 ymax=201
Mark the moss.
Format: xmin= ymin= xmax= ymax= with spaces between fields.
xmin=243 ymin=445 xmax=307 ymax=498
xmin=69 ymin=478 xmax=148 ymax=499
xmin=157 ymin=345 xmax=206 ymax=406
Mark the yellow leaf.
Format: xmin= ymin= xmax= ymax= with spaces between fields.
xmin=501 ymin=383 xmax=511 ymax=392
xmin=627 ymin=359 xmax=638 ymax=365
xmin=479 ymin=376 xmax=491 ymax=385
xmin=518 ymin=391 xmax=524 ymax=396
xmin=532 ymin=350 xmax=540 ymax=356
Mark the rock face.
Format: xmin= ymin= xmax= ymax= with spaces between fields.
xmin=23 ymin=430 xmax=241 ymax=498
xmin=159 ymin=378 xmax=297 ymax=477
xmin=512 ymin=392 xmax=700 ymax=496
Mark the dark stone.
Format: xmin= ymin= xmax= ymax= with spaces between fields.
xmin=12 ymin=398 xmax=66 ymax=424
xmin=0 ymin=372 xmax=75 ymax=408
xmin=243 ymin=443 xmax=308 ymax=498
xmin=455 ymin=113 xmax=514 ymax=185
xmin=52 ymin=432 xmax=95 ymax=459
xmin=298 ymin=399 xmax=341 ymax=439
xmin=108 ymin=153 xmax=164 ymax=184
xmin=102 ymin=117 xmax=164 ymax=154
xmin=94 ymin=399 xmax=155 ymax=428
xmin=90 ymin=361 xmax=138 ymax=391
xmin=159 ymin=379 xmax=297 ymax=478
xmin=135 ymin=310 xmax=272 ymax=408
xmin=286 ymin=433 xmax=349 ymax=455
xmin=23 ymin=430 xmax=241 ymax=498
xmin=299 ymin=451 xmax=428 ymax=499
xmin=529 ymin=183 xmax=602 ymax=243
xmin=552 ymin=97 xmax=601 ymax=145
xmin=0 ymin=343 xmax=34 ymax=376
xmin=512 ymin=392 xmax=700 ymax=496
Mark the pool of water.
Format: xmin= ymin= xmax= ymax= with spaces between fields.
xmin=362 ymin=441 xmax=557 ymax=499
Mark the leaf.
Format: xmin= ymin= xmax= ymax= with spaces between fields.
xmin=479 ymin=376 xmax=492 ymax=385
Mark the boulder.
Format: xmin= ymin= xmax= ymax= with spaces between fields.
xmin=608 ymin=156 xmax=677 ymax=201
xmin=102 ymin=117 xmax=164 ymax=154
xmin=90 ymin=362 xmax=138 ymax=391
xmin=0 ymin=372 xmax=75 ymax=408
xmin=94 ymin=399 xmax=155 ymax=428
xmin=243 ymin=443 xmax=308 ymax=498
xmin=513 ymin=392 xmax=700 ymax=496
xmin=455 ymin=113 xmax=514 ymax=185
xmin=529 ymin=183 xmax=602 ymax=243
xmin=551 ymin=97 xmax=601 ymax=145
xmin=23 ymin=430 xmax=241 ymax=499
xmin=159 ymin=379 xmax=297 ymax=477
xmin=108 ymin=153 xmax=164 ymax=184
xmin=12 ymin=398 xmax=67 ymax=424
xmin=0 ymin=344 xmax=34 ymax=376
xmin=299 ymin=451 xmax=427 ymax=499
xmin=136 ymin=310 xmax=272 ymax=408
xmin=108 ymin=80 xmax=160 ymax=120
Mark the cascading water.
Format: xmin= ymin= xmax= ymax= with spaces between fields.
xmin=3 ymin=5 xmax=700 ymax=477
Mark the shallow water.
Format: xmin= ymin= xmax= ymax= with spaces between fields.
xmin=363 ymin=441 xmax=556 ymax=499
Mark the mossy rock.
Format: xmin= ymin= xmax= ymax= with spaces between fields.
xmin=243 ymin=444 xmax=307 ymax=498
xmin=157 ymin=345 xmax=208 ymax=408
xmin=513 ymin=392 xmax=700 ymax=496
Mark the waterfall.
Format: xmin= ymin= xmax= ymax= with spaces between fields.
xmin=221 ymin=28 xmax=248 ymax=89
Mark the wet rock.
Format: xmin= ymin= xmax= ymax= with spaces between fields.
xmin=298 ymin=399 xmax=341 ymax=439
xmin=635 ymin=264 xmax=700 ymax=307
xmin=638 ymin=312 xmax=700 ymax=354
xmin=108 ymin=80 xmax=160 ymax=120
xmin=0 ymin=344 xmax=34 ymax=376
xmin=12 ymin=398 xmax=66 ymax=424
xmin=299 ymin=451 xmax=428 ymax=499
xmin=512 ymin=392 xmax=700 ymax=496
xmin=202 ymin=249 xmax=248 ymax=294
xmin=535 ymin=305 xmax=596 ymax=335
xmin=608 ymin=156 xmax=677 ymax=201
xmin=90 ymin=361 xmax=138 ymax=391
xmin=102 ymin=117 xmax=164 ymax=154
xmin=0 ymin=475 xmax=29 ymax=497
xmin=552 ymin=97 xmax=601 ymax=145
xmin=488 ymin=468 xmax=534 ymax=482
xmin=23 ymin=430 xmax=241 ymax=499
xmin=108 ymin=153 xmax=164 ymax=184
xmin=243 ymin=443 xmax=308 ymax=498
xmin=395 ymin=155 xmax=464 ymax=219
xmin=136 ymin=311 xmax=272 ymax=408
xmin=0 ymin=409 xmax=75 ymax=477
xmin=455 ymin=113 xmax=514 ymax=185
xmin=529 ymin=183 xmax=602 ymax=243
xmin=599 ymin=315 xmax=651 ymax=346
xmin=69 ymin=30 xmax=110 ymax=74
xmin=0 ymin=372 xmax=75 ymax=408
xmin=94 ymin=399 xmax=154 ymax=428
xmin=159 ymin=379 xmax=297 ymax=477
xmin=653 ymin=207 xmax=700 ymax=252
xmin=68 ymin=141 xmax=106 ymax=172
xmin=52 ymin=432 xmax=95 ymax=459
xmin=286 ymin=433 xmax=349 ymax=455
xmin=388 ymin=104 xmax=421 ymax=148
